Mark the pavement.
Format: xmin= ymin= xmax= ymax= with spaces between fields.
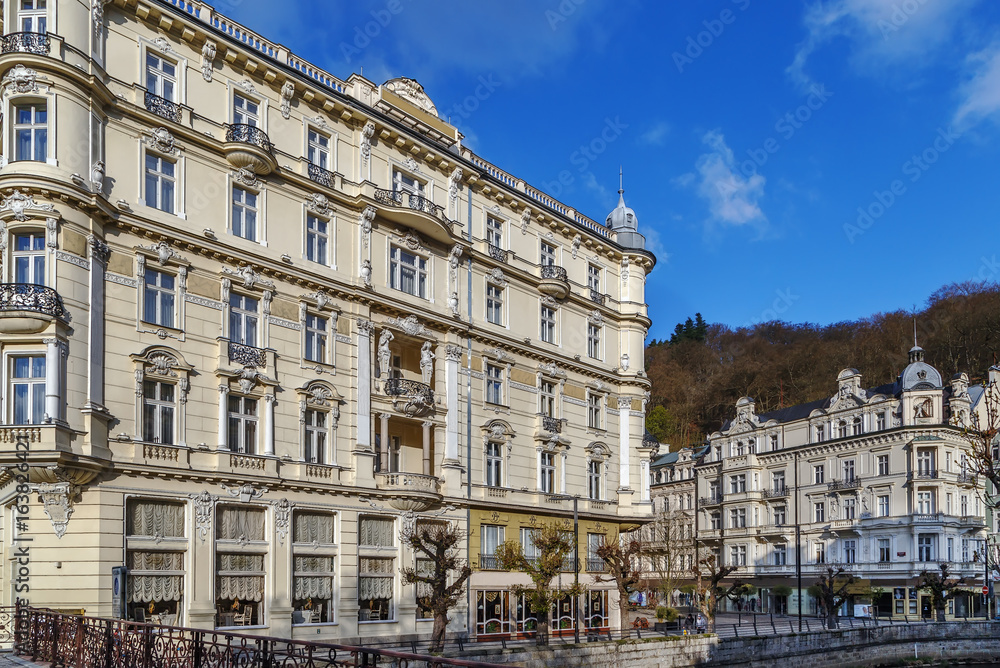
xmin=0 ymin=652 xmax=42 ymax=667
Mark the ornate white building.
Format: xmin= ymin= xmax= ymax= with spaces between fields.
xmin=0 ymin=0 xmax=656 ymax=642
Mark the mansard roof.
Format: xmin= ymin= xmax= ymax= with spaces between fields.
xmin=719 ymin=381 xmax=898 ymax=431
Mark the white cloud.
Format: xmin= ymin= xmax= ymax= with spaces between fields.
xmin=684 ymin=130 xmax=767 ymax=227
xmin=640 ymin=122 xmax=670 ymax=146
xmin=954 ymin=44 xmax=1000 ymax=129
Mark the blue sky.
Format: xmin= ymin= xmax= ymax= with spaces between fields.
xmin=217 ymin=0 xmax=1000 ymax=340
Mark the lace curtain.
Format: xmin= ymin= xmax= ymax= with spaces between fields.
xmin=294 ymin=512 xmax=335 ymax=544
xmin=415 ymin=558 xmax=433 ymax=599
xmin=126 ymin=550 xmax=184 ymax=603
xmin=359 ymin=517 xmax=394 ymax=547
xmin=217 ymin=553 xmax=264 ymax=601
xmin=359 ymin=577 xmax=393 ymax=599
xmin=127 ymin=501 xmax=185 ymax=538
xmin=217 ymin=506 xmax=265 ymax=542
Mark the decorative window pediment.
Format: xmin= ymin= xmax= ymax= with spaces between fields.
xmin=296 ymin=380 xmax=344 ymax=418
xmin=130 ymin=346 xmax=194 ymax=397
xmin=586 ymin=441 xmax=611 ymax=460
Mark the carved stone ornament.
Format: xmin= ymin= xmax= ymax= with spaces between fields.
xmin=306 ymin=192 xmax=331 ymax=216
xmin=92 ymin=0 xmax=107 ymax=41
xmin=138 ymin=240 xmax=186 ymax=265
xmin=449 ymin=167 xmax=463 ymax=202
xmin=233 ymin=167 xmax=259 ymax=188
xmin=237 ymin=367 xmax=261 ymax=393
xmin=145 ymin=127 xmax=177 ymax=155
xmin=620 ymin=353 xmax=630 ymax=372
xmin=398 ymin=229 xmax=423 ymax=251
xmin=621 ymin=257 xmax=630 ymax=283
xmin=448 ymin=244 xmax=463 ymax=288
xmin=571 ymin=234 xmax=582 ymax=259
xmin=237 ymin=79 xmax=256 ymax=94
xmin=92 ymin=161 xmax=106 ymax=193
xmin=484 ymin=347 xmax=511 ymax=362
xmin=445 ymin=344 xmax=463 ymax=362
xmin=521 ymin=208 xmax=531 ymax=235
xmin=361 ymin=259 xmax=372 ymax=288
xmin=448 ymin=291 xmax=460 ymax=317
xmin=361 ymin=121 xmax=375 ymax=163
xmin=35 ymin=482 xmax=77 ymax=539
xmin=223 ymin=482 xmax=266 ymax=503
xmin=359 ymin=206 xmax=376 ymax=249
xmin=310 ymin=115 xmax=330 ymax=131
xmin=486 ymin=204 xmax=501 ymax=215
xmin=617 ymin=396 xmax=632 ymax=410
xmin=45 ymin=218 xmax=57 ymax=249
xmin=3 ymin=64 xmax=39 ymax=95
xmin=280 ymin=81 xmax=294 ymax=120
xmin=487 ymin=267 xmax=507 ymax=286
xmin=591 ymin=380 xmax=606 ymax=392
xmin=540 ymin=295 xmax=558 ymax=309
xmin=88 ymin=235 xmax=110 ymax=264
xmin=201 ymin=40 xmax=216 ymax=82
xmin=588 ymin=310 xmax=604 ymax=325
xmin=0 ymin=190 xmax=55 ymax=221
xmin=402 ymin=157 xmax=422 ymax=174
xmin=303 ymin=290 xmax=331 ymax=310
xmin=222 ymin=264 xmax=275 ymax=290
xmin=152 ymin=36 xmax=174 ymax=53
xmin=385 ymin=314 xmax=430 ymax=337
xmin=357 ymin=319 xmax=375 ymax=337
xmin=383 ymin=77 xmax=439 ymax=117
xmin=273 ymin=498 xmax=291 ymax=545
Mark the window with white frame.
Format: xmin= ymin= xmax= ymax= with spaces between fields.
xmin=852 ymin=416 xmax=862 ymax=435
xmin=961 ymin=494 xmax=968 ymax=515
xmin=142 ymin=268 xmax=175 ymax=328
xmin=814 ymin=502 xmax=825 ymax=523
xmin=587 ymin=393 xmax=603 ymax=429
xmin=480 ymin=525 xmax=504 ymax=567
xmin=588 ymin=460 xmax=602 ymax=500
xmin=877 ymin=454 xmax=889 ymax=476
xmin=144 ymin=153 xmax=175 ymax=213
xmin=486 ymin=441 xmax=503 ymax=487
xmin=814 ymin=464 xmax=825 ymax=484
xmin=815 ymin=542 xmax=826 ymax=564
xmin=227 ymin=395 xmax=258 ymax=454
xmin=539 ymin=380 xmax=555 ymax=417
xmin=837 ymin=420 xmax=847 ymax=438
xmin=389 ymin=245 xmax=427 ymax=298
xmin=125 ymin=498 xmax=185 ymax=622
xmin=358 ymin=516 xmax=395 ymax=621
xmin=843 ymin=497 xmax=856 ymax=520
xmin=844 ymin=539 xmax=857 ymax=564
xmin=774 ymin=544 xmax=787 ymax=566
xmin=12 ymin=232 xmax=45 ymax=285
xmin=730 ymin=545 xmax=747 ymax=566
xmin=10 ymin=355 xmax=45 ymax=425
xmin=486 ymin=283 xmax=504 ymax=325
xmin=231 ymin=186 xmax=259 ymax=242
xmin=774 ymin=505 xmax=786 ymax=526
xmin=142 ymin=380 xmax=175 ymax=444
xmin=771 ymin=470 xmax=785 ymax=493
xmin=917 ymin=449 xmax=934 ymax=475
xmin=769 ymin=434 xmax=778 ymax=451
xmin=540 ymin=241 xmax=556 ymax=266
xmin=392 ymin=169 xmax=424 ymax=195
xmin=540 ymin=304 xmax=556 ymax=343
xmin=587 ymin=264 xmax=601 ymax=292
xmin=13 ymin=103 xmax=47 ymax=162
xmin=486 ymin=363 xmax=504 ymax=405
xmin=307 ymin=129 xmax=331 ymax=170
xmin=228 ymin=293 xmax=258 ymax=346
xmin=540 ymin=452 xmax=555 ymax=493
xmin=710 ymin=513 xmax=721 ymax=530
xmin=947 ymin=536 xmax=954 ymax=562
xmin=917 ymin=534 xmax=934 ymax=561
xmin=304 ymin=409 xmax=326 ymax=463
xmin=877 ymin=494 xmax=889 ymax=517
xmin=587 ymin=323 xmax=601 ymax=359
xmin=145 ymin=53 xmax=177 ymax=101
xmin=304 ymin=314 xmax=328 ymax=364
xmin=292 ymin=511 xmax=336 ymax=624
xmin=305 ymin=215 xmax=329 ymax=265
xmin=815 ymin=424 xmax=825 ymax=441
xmin=842 ymin=459 xmax=855 ymax=482
xmin=486 ymin=216 xmax=503 ymax=249
xmin=730 ymin=473 xmax=746 ymax=494
xmin=917 ymin=490 xmax=934 ymax=514
xmin=521 ymin=527 xmax=541 ymax=562
xmin=216 ymin=505 xmax=266 ymax=626
xmin=878 ymin=538 xmax=891 ymax=562
xmin=18 ymin=0 xmax=47 ymax=33
xmin=233 ymin=94 xmax=259 ymax=127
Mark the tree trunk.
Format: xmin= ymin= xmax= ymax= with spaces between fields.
xmin=826 ymin=611 xmax=839 ymax=629
xmin=936 ymin=607 xmax=946 ymax=623
xmin=430 ymin=612 xmax=448 ymax=652
xmin=620 ymin=587 xmax=631 ymax=631
xmin=536 ymin=618 xmax=549 ymax=646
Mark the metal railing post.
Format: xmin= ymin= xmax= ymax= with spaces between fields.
xmin=75 ymin=616 xmax=84 ymax=667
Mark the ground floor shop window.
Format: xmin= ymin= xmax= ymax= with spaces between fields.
xmin=476 ymin=590 xmax=511 ymax=635
xmin=551 ymin=593 xmax=576 ymax=632
xmin=515 ymin=594 xmax=538 ymax=634
xmin=358 ymin=557 xmax=394 ymax=621
xmin=584 ymin=591 xmax=608 ymax=629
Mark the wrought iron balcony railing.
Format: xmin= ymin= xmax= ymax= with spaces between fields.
xmin=307 ymin=162 xmax=334 ymax=188
xmin=699 ymin=495 xmax=724 ymax=506
xmin=541 ymin=415 xmax=561 ymax=433
xmin=589 ymin=288 xmax=606 ymax=306
xmin=0 ymin=31 xmax=50 ymax=54
xmin=479 ymin=555 xmax=501 ymax=570
xmin=0 ymin=283 xmax=67 ymax=320
xmin=383 ymin=378 xmax=434 ymax=403
xmin=225 ymin=124 xmax=273 ymax=154
xmin=144 ymin=91 xmax=182 ymax=123
xmin=828 ymin=477 xmax=861 ymax=490
xmin=586 ymin=558 xmax=607 ymax=572
xmin=540 ymin=265 xmax=568 ymax=281
xmin=910 ymin=470 xmax=938 ymax=480
xmin=957 ymin=472 xmax=977 ymax=485
xmin=373 ymin=188 xmax=444 ymax=217
xmin=762 ymin=486 xmax=789 ymax=498
xmin=227 ymin=340 xmax=267 ymax=368
xmin=487 ymin=244 xmax=508 ymax=263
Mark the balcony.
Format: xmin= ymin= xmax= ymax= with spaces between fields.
xmin=374 ymin=188 xmax=442 ymax=217
xmin=560 ymin=557 xmax=578 ymax=572
xmin=383 ymin=378 xmax=434 ymax=418
xmin=227 ymin=340 xmax=267 ymax=368
xmin=699 ymin=495 xmax=723 ymax=507
xmin=586 ymin=558 xmax=607 ymax=573
xmin=762 ymin=487 xmax=789 ymax=498
xmin=828 ymin=477 xmax=861 ymax=491
xmin=307 ymin=162 xmax=334 ymax=188
xmin=538 ymin=265 xmax=569 ymax=299
xmin=0 ymin=284 xmax=68 ymax=333
xmin=589 ymin=289 xmax=606 ymax=306
xmin=143 ymin=92 xmax=182 ymax=123
xmin=479 ymin=555 xmax=502 ymax=570
xmin=539 ymin=415 xmax=562 ymax=434
xmin=223 ymin=124 xmax=276 ymax=175
xmin=956 ymin=472 xmax=978 ymax=486
xmin=910 ymin=469 xmax=938 ymax=480
xmin=487 ymin=244 xmax=508 ymax=263
xmin=0 ymin=32 xmax=50 ymax=54
xmin=375 ymin=471 xmax=442 ymax=511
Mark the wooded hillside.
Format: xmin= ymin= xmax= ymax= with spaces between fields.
xmin=644 ymin=281 xmax=1000 ymax=450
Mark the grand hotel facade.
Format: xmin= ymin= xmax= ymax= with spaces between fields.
xmin=0 ymin=0 xmax=657 ymax=642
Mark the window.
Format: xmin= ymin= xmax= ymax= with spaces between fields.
xmin=540 ymin=452 xmax=555 ymax=494
xmin=837 ymin=420 xmax=847 ymax=439
xmin=13 ymin=102 xmax=47 ymax=160
xmin=877 ymin=454 xmax=889 ymax=476
xmin=486 ymin=216 xmax=503 ymax=249
xmin=814 ymin=502 xmax=825 ymax=523
xmin=304 ymin=314 xmax=328 ymax=364
xmin=486 ymin=284 xmax=504 ymax=325
xmin=917 ymin=491 xmax=933 ymax=514
xmin=814 ymin=464 xmax=825 ymax=484
xmin=144 ymin=153 xmax=175 ymax=213
xmin=539 ymin=380 xmax=555 ymax=417
xmin=540 ymin=305 xmax=556 ymax=343
xmin=587 ymin=264 xmax=601 ymax=292
xmin=961 ymin=494 xmax=968 ymax=516
xmin=774 ymin=506 xmax=786 ymax=526
xmin=227 ymin=395 xmax=258 ymax=454
xmin=852 ymin=416 xmax=862 ymax=435
xmin=947 ymin=537 xmax=954 ymax=562
xmin=357 ymin=517 xmax=395 ymax=620
xmin=815 ymin=424 xmax=825 ymax=441
xmin=843 ymin=497 xmax=856 ymax=520
xmin=774 ymin=544 xmax=787 ymax=566
xmin=486 ymin=364 xmax=504 ymax=405
xmin=307 ymin=129 xmax=331 ymax=170
xmin=962 ymin=538 xmax=970 ymax=562
xmin=228 ymin=293 xmax=259 ymax=346
xmin=18 ymin=0 xmax=47 ymax=33
xmin=587 ymin=323 xmax=601 ymax=359
xmin=233 ymin=94 xmax=259 ymax=127
xmin=842 ymin=459 xmax=855 ymax=482
xmin=771 ymin=471 xmax=785 ymax=493
xmin=729 ymin=508 xmax=746 ymax=528
xmin=304 ymin=409 xmax=326 ymax=463
xmin=877 ymin=494 xmax=890 ymax=517
xmin=521 ymin=528 xmax=541 ymax=563
xmin=10 ymin=355 xmax=45 ymax=425
xmin=480 ymin=525 xmax=504 ymax=568
xmin=146 ymin=53 xmax=177 ymax=101
xmin=710 ymin=513 xmax=721 ymax=530
xmin=486 ymin=441 xmax=503 ymax=487
xmin=876 ymin=411 xmax=886 ymax=430
xmin=143 ymin=269 xmax=175 ymax=328
xmin=540 ymin=241 xmax=556 ymax=266
xmin=878 ymin=538 xmax=891 ymax=562
xmin=587 ymin=393 xmax=603 ymax=429
xmin=142 ymin=381 xmax=175 ymax=444
xmin=389 ymin=246 xmax=427 ymax=298
xmin=730 ymin=474 xmax=746 ymax=494
xmin=844 ymin=540 xmax=856 ymax=564
xmin=946 ymin=492 xmax=953 ymax=515
xmin=770 ymin=434 xmax=779 ymax=451
xmin=216 ymin=505 xmax=266 ymax=627
xmin=126 ymin=499 xmax=184 ymax=622
xmin=588 ymin=461 xmax=602 ymax=500
xmin=232 ymin=186 xmax=258 ymax=242
xmin=305 ymin=215 xmax=329 ymax=264
xmin=917 ymin=449 xmax=934 ymax=476
xmin=13 ymin=233 xmax=45 ymax=285
xmin=729 ymin=545 xmax=747 ymax=566
xmin=815 ymin=542 xmax=826 ymax=564
xmin=292 ymin=511 xmax=335 ymax=624
xmin=917 ymin=534 xmax=934 ymax=562
xmin=392 ymin=169 xmax=424 ymax=195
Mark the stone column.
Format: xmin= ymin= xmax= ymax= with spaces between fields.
xmin=356 ymin=320 xmax=374 ymax=451
xmin=618 ymin=397 xmax=631 ymax=490
xmin=218 ymin=385 xmax=229 ymax=449
xmin=43 ymin=337 xmax=60 ymax=423
xmin=263 ymin=394 xmax=275 ymax=456
xmin=640 ymin=459 xmax=650 ymax=502
xmin=443 ymin=344 xmax=461 ymax=463
xmin=422 ymin=421 xmax=432 ymax=476
xmin=86 ymin=235 xmax=109 ymax=410
xmin=560 ymin=452 xmax=567 ymax=495
xmin=536 ymin=447 xmax=543 ymax=491
xmin=379 ymin=413 xmax=390 ymax=472
xmin=188 ymin=491 xmax=217 ymax=630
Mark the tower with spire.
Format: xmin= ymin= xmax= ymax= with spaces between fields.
xmin=605 ymin=168 xmax=647 ymax=250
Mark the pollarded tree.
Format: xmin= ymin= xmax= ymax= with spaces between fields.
xmin=919 ymin=563 xmax=966 ymax=622
xmin=494 ymin=523 xmax=581 ymax=646
xmin=638 ymin=508 xmax=692 ymax=610
xmin=594 ymin=533 xmax=645 ymax=631
xmin=814 ymin=566 xmax=856 ymax=629
xmin=690 ymin=555 xmax=740 ymax=631
xmin=399 ymin=521 xmax=473 ymax=652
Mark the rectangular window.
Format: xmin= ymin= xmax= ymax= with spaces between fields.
xmin=917 ymin=491 xmax=933 ymax=515
xmin=815 ymin=425 xmax=825 ymax=441
xmin=227 ymin=395 xmax=258 ymax=454
xmin=233 ymin=94 xmax=259 ymax=127
xmin=486 ymin=216 xmax=504 ymax=249
xmin=588 ymin=461 xmax=602 ymax=500
xmin=774 ymin=506 xmax=786 ymax=526
xmin=587 ymin=394 xmax=603 ymax=429
xmin=126 ymin=499 xmax=184 ymax=623
xmin=917 ymin=449 xmax=934 ymax=475
xmin=486 ymin=364 xmax=504 ymax=405
xmin=844 ymin=540 xmax=856 ymax=564
xmin=878 ymin=539 xmax=891 ymax=562
xmin=729 ymin=545 xmax=747 ymax=566
xmin=917 ymin=534 xmax=934 ymax=562
xmin=292 ymin=511 xmax=335 ymax=624
xmin=305 ymin=215 xmax=329 ymax=264
xmin=814 ymin=502 xmax=825 ymax=523
xmin=142 ymin=380 xmax=175 ymax=444
xmin=962 ymin=538 xmax=970 ymax=562
xmin=540 ymin=241 xmax=556 ymax=266
xmin=145 ymin=52 xmax=177 ymax=101
xmin=486 ymin=441 xmax=503 ymax=487
xmin=19 ymin=0 xmax=47 ymax=33
xmin=587 ymin=264 xmax=601 ymax=292
xmin=486 ymin=284 xmax=504 ymax=325
xmin=876 ymin=411 xmax=886 ymax=430
xmin=143 ymin=268 xmax=175 ymax=328
xmin=358 ymin=557 xmax=394 ymax=621
xmin=539 ymin=380 xmax=555 ymax=417
xmin=13 ymin=233 xmax=45 ymax=285
xmin=14 ymin=103 xmax=46 ymax=162
xmin=877 ymin=454 xmax=889 ymax=476
xmin=852 ymin=417 xmax=862 ymax=436
xmin=540 ymin=305 xmax=556 ymax=343
xmin=389 ymin=246 xmax=427 ymax=298
xmin=304 ymin=409 xmax=326 ymax=463
xmin=842 ymin=459 xmax=855 ymax=482
xmin=814 ymin=464 xmax=825 ymax=484
xmin=215 ymin=505 xmax=265 ymax=627
xmin=232 ymin=186 xmax=258 ymax=242
xmin=877 ymin=494 xmax=890 ymax=518
xmin=947 ymin=537 xmax=954 ymax=562
xmin=770 ymin=434 xmax=779 ymax=451
xmin=843 ymin=497 xmax=856 ymax=520
xmin=710 ymin=513 xmax=721 ymax=530
xmin=961 ymin=495 xmax=968 ymax=515
xmin=540 ymin=452 xmax=555 ymax=493
xmin=144 ymin=153 xmax=175 ymax=213
xmin=521 ymin=528 xmax=541 ymax=562
xmin=359 ymin=516 xmax=394 ymax=548
xmin=774 ymin=544 xmax=787 ymax=566
xmin=11 ymin=355 xmax=45 ymax=425
xmin=307 ymin=129 xmax=331 ymax=170
xmin=772 ymin=471 xmax=785 ymax=493
xmin=815 ymin=543 xmax=826 ymax=564
xmin=304 ymin=314 xmax=328 ymax=364
xmin=392 ymin=169 xmax=424 ymax=195
xmin=729 ymin=508 xmax=746 ymax=528
xmin=587 ymin=324 xmax=601 ymax=359
xmin=481 ymin=525 xmax=505 ymax=567
xmin=946 ymin=492 xmax=953 ymax=515
xmin=228 ymin=293 xmax=258 ymax=346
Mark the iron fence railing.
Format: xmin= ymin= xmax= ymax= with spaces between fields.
xmin=0 ymin=283 xmax=68 ymax=320
xmin=144 ymin=91 xmax=182 ymax=123
xmin=0 ymin=31 xmax=50 ymax=54
xmin=225 ymin=123 xmax=273 ymax=154
xmin=307 ymin=161 xmax=334 ymax=188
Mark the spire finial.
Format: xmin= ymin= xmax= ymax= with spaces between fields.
xmin=913 ymin=318 xmax=917 ymax=347
xmin=618 ymin=166 xmax=623 ymax=194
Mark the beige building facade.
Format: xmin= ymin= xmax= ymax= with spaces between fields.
xmin=0 ymin=0 xmax=656 ymax=643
